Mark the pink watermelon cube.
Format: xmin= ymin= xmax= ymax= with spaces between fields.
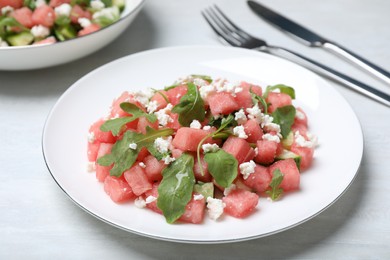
xmin=193 ymin=154 xmax=212 ymax=183
xmin=70 ymin=4 xmax=92 ymax=24
xmin=78 ymin=24 xmax=100 ymax=37
xmin=32 ymin=5 xmax=55 ymax=27
xmin=269 ymin=158 xmax=300 ymax=191
xmin=150 ymin=91 xmax=169 ymax=111
xmin=234 ymin=82 xmax=262 ymax=109
xmin=124 ymin=164 xmax=153 ymax=196
xmin=208 ymin=92 xmax=240 ymax=116
xmin=178 ymin=195 xmax=206 ymax=224
xmin=104 ymin=176 xmax=135 ymax=203
xmin=0 ymin=0 xmax=23 ymax=8
xmin=223 ymin=189 xmax=259 ymax=218
xmin=89 ymin=119 xmax=116 ymax=143
xmin=222 ymin=136 xmax=255 ymax=164
xmin=143 ymin=155 xmax=165 ymax=182
xmin=266 ymin=92 xmax=292 ymax=113
xmin=242 ymin=164 xmax=271 ymax=193
xmin=172 ymin=127 xmax=218 ymax=152
xmin=255 ymin=139 xmax=279 ymax=165
xmin=11 ymin=7 xmax=34 ymax=28
xmin=166 ymin=85 xmax=188 ymax=106
xmin=95 ymin=143 xmax=113 ymax=182
xmin=243 ymin=119 xmax=263 ymax=143
xmin=87 ymin=141 xmax=100 ymax=162
xmin=294 ymin=107 xmax=308 ymax=127
xmin=290 ymin=144 xmax=314 ymax=172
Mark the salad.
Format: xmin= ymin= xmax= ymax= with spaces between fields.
xmin=0 ymin=0 xmax=125 ymax=47
xmin=87 ymin=75 xmax=318 ymax=224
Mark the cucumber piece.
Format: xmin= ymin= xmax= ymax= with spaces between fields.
xmin=281 ymin=131 xmax=294 ymax=149
xmin=54 ymin=25 xmax=76 ymax=41
xmin=113 ymin=0 xmax=126 ymax=11
xmin=6 ymin=31 xmax=34 ymax=46
xmin=276 ymin=149 xmax=301 ymax=170
xmin=194 ymin=182 xmax=214 ymax=200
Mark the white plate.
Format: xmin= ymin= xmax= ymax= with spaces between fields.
xmin=42 ymin=46 xmax=363 ymax=243
xmin=0 ymin=0 xmax=145 ymax=71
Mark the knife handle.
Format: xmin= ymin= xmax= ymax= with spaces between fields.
xmin=267 ymin=46 xmax=390 ymax=107
xmin=323 ymin=42 xmax=390 ymax=86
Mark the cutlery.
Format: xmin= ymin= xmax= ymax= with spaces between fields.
xmin=247 ymin=0 xmax=390 ymax=86
xmin=202 ymin=5 xmax=390 ymax=107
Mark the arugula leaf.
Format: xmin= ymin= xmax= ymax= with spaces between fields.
xmin=250 ymin=87 xmax=268 ymax=114
xmin=263 ymin=84 xmax=296 ymax=99
xmin=193 ymin=182 xmax=214 ymax=199
xmin=272 ymin=105 xmax=296 ymax=138
xmin=97 ymin=127 xmax=174 ymax=177
xmin=171 ymin=83 xmax=205 ymax=126
xmin=100 ymin=102 xmax=157 ymax=136
xmin=204 ymin=149 xmax=238 ymax=188
xmin=266 ymin=169 xmax=284 ymax=201
xmin=157 ymin=153 xmax=195 ymax=224
xmin=23 ymin=0 xmax=36 ymax=9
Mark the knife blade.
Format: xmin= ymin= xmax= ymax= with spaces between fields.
xmin=247 ymin=0 xmax=390 ymax=86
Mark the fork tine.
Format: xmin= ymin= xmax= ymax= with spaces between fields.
xmin=202 ymin=8 xmax=242 ymax=46
xmin=212 ymin=5 xmax=253 ymax=41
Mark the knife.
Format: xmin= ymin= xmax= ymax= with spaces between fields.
xmin=247 ymin=0 xmax=390 ymax=86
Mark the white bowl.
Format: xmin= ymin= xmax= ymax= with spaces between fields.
xmin=0 ymin=0 xmax=145 ymax=71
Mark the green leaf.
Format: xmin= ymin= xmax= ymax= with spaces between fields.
xmin=193 ymin=182 xmax=214 ymax=200
xmin=265 ymin=169 xmax=284 ymax=201
xmin=100 ymin=102 xmax=157 ymax=136
xmin=157 ymin=153 xmax=195 ymax=224
xmin=190 ymin=74 xmax=213 ymax=83
xmin=171 ymin=83 xmax=205 ymax=126
xmin=250 ymin=87 xmax=268 ymax=114
xmin=97 ymin=127 xmax=174 ymax=177
xmin=263 ymin=84 xmax=296 ymax=99
xmin=272 ymin=105 xmax=296 ymax=138
xmin=204 ymin=150 xmax=238 ymax=188
xmin=23 ymin=0 xmax=36 ymax=9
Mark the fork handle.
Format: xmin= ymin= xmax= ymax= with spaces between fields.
xmin=266 ymin=46 xmax=390 ymax=107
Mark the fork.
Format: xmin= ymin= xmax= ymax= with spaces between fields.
xmin=202 ymin=5 xmax=390 ymax=107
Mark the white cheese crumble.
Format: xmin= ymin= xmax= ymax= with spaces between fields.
xmin=162 ymin=155 xmax=176 ymax=165
xmin=239 ymin=160 xmax=256 ymax=180
xmin=93 ymin=6 xmax=120 ymax=20
xmin=202 ymin=125 xmax=211 ymax=131
xmin=87 ymin=132 xmax=96 ymax=143
xmin=129 ymin=143 xmax=137 ymax=150
xmin=193 ymin=78 xmax=208 ymax=87
xmin=193 ymin=194 xmax=204 ymax=201
xmin=134 ymin=197 xmax=147 ymax=208
xmin=138 ymin=162 xmax=146 ymax=168
xmin=78 ymin=18 xmax=92 ymax=28
xmin=154 ymin=104 xmax=173 ymax=127
xmin=132 ymin=89 xmax=154 ymax=108
xmin=31 ymin=25 xmax=50 ymax=39
xmin=246 ymin=104 xmax=263 ymax=123
xmin=295 ymin=109 xmax=306 ymax=120
xmin=233 ymin=125 xmax=248 ymax=139
xmin=154 ymin=136 xmax=172 ymax=154
xmin=35 ymin=0 xmax=46 ymax=7
xmin=212 ymin=78 xmax=242 ymax=96
xmin=54 ymin=3 xmax=72 ymax=17
xmin=90 ymin=0 xmax=105 ymax=10
xmin=1 ymin=6 xmax=13 ymax=15
xmin=190 ymin=120 xmax=202 ymax=129
xmin=145 ymin=195 xmax=157 ymax=204
xmin=146 ymin=100 xmax=158 ymax=113
xmin=254 ymin=147 xmax=259 ymax=156
xmin=262 ymin=133 xmax=280 ymax=143
xmin=223 ymin=184 xmax=236 ymax=196
xmin=294 ymin=131 xmax=318 ymax=148
xmin=199 ymin=84 xmax=215 ymax=100
xmin=234 ymin=109 xmax=247 ymax=124
xmin=202 ymin=143 xmax=220 ymax=153
xmin=206 ymin=197 xmax=225 ymax=220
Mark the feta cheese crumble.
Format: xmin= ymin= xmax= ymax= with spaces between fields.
xmin=262 ymin=133 xmax=280 ymax=143
xmin=54 ymin=3 xmax=71 ymax=17
xmin=294 ymin=131 xmax=318 ymax=148
xmin=202 ymin=125 xmax=211 ymax=131
xmin=202 ymin=143 xmax=220 ymax=153
xmin=146 ymin=100 xmax=158 ymax=114
xmin=1 ymin=6 xmax=13 ymax=15
xmin=190 ymin=120 xmax=202 ymax=129
xmin=93 ymin=6 xmax=120 ymax=20
xmin=78 ymin=18 xmax=92 ymax=28
xmin=246 ymin=104 xmax=263 ymax=123
xmin=145 ymin=195 xmax=157 ymax=204
xmin=199 ymin=84 xmax=215 ymax=99
xmin=138 ymin=162 xmax=146 ymax=168
xmin=90 ymin=0 xmax=105 ymax=10
xmin=154 ymin=136 xmax=172 ymax=154
xmin=134 ymin=197 xmax=147 ymax=208
xmin=162 ymin=155 xmax=176 ymax=165
xmin=154 ymin=104 xmax=173 ymax=127
xmin=193 ymin=194 xmax=204 ymax=201
xmin=129 ymin=143 xmax=137 ymax=150
xmin=233 ymin=125 xmax=248 ymax=139
xmin=239 ymin=160 xmax=256 ymax=180
xmin=31 ymin=25 xmax=50 ymax=39
xmin=206 ymin=197 xmax=225 ymax=220
xmin=234 ymin=109 xmax=247 ymax=124
xmin=131 ymin=89 xmax=154 ymax=108
xmin=35 ymin=0 xmax=46 ymax=7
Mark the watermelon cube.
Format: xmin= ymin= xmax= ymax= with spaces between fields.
xmin=104 ymin=176 xmax=135 ymax=203
xmin=269 ymin=158 xmax=300 ymax=191
xmin=143 ymin=155 xmax=165 ymax=182
xmin=11 ymin=7 xmax=34 ymax=28
xmin=0 ymin=0 xmax=23 ymax=8
xmin=242 ymin=164 xmax=271 ymax=193
xmin=150 ymin=91 xmax=169 ymax=111
xmin=222 ymin=136 xmax=255 ymax=164
xmin=172 ymin=127 xmax=218 ymax=152
xmin=290 ymin=144 xmax=314 ymax=172
xmin=95 ymin=143 xmax=113 ymax=182
xmin=266 ymin=92 xmax=292 ymax=113
xmin=234 ymin=82 xmax=262 ymax=109
xmin=208 ymin=92 xmax=240 ymax=116
xmin=223 ymin=189 xmax=259 ymax=218
xmin=255 ymin=139 xmax=279 ymax=165
xmin=194 ymin=154 xmax=212 ymax=183
xmin=87 ymin=141 xmax=100 ymax=162
xmin=294 ymin=107 xmax=308 ymax=127
xmin=243 ymin=119 xmax=263 ymax=143
xmin=89 ymin=119 xmax=116 ymax=143
xmin=70 ymin=4 xmax=92 ymax=24
xmin=166 ymin=85 xmax=188 ymax=106
xmin=32 ymin=5 xmax=55 ymax=27
xmin=124 ymin=165 xmax=153 ymax=196
xmin=178 ymin=195 xmax=206 ymax=224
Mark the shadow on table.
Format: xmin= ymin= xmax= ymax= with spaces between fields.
xmin=76 ymin=154 xmax=367 ymax=259
xmin=0 ymin=9 xmax=155 ymax=98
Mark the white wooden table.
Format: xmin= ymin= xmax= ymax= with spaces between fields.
xmin=1 ymin=0 xmax=389 ymax=258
